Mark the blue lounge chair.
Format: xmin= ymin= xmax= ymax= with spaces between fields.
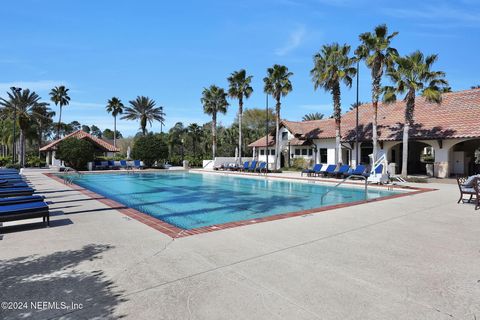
xmin=0 ymin=195 xmax=45 ymax=206
xmin=108 ymin=160 xmax=117 ymax=169
xmin=321 ymin=164 xmax=337 ymax=177
xmin=255 ymin=162 xmax=267 ymax=174
xmin=364 ymin=164 xmax=383 ymax=178
xmin=344 ymin=165 xmax=366 ymax=178
xmin=0 ymin=181 xmax=29 ymax=188
xmin=120 ymin=160 xmax=127 ymax=168
xmin=0 ymin=187 xmax=35 ymax=197
xmin=330 ymin=164 xmax=350 ymax=178
xmin=248 ymin=160 xmax=258 ymax=172
xmin=302 ymin=164 xmax=322 ymax=177
xmin=239 ymin=161 xmax=250 ymax=172
xmin=0 ymin=201 xmax=49 ymax=226
xmin=133 ymin=160 xmax=143 ymax=169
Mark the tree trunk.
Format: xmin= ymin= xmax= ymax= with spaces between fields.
xmin=57 ymin=106 xmax=62 ymax=138
xmin=401 ymin=92 xmax=415 ymax=177
xmin=371 ymin=68 xmax=382 ymax=165
xmin=401 ymin=122 xmax=409 ymax=177
xmin=38 ymin=123 xmax=43 ymax=157
xmin=372 ymin=100 xmax=378 ymax=164
xmin=332 ymin=84 xmax=342 ymax=164
xmin=113 ymin=116 xmax=117 ymax=148
xmin=212 ymin=114 xmax=217 ymax=159
xmin=274 ymin=99 xmax=281 ymax=170
xmin=238 ymin=98 xmax=243 ymax=165
xmin=19 ymin=129 xmax=25 ymax=167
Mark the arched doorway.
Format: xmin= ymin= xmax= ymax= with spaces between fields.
xmin=449 ymin=139 xmax=480 ymax=176
xmin=389 ymin=141 xmax=434 ymax=175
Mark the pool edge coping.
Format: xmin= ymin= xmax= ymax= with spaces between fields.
xmin=43 ymin=172 xmax=436 ymax=239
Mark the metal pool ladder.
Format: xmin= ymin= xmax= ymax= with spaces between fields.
xmin=63 ymin=167 xmax=82 ymax=184
xmin=320 ymin=175 xmax=368 ymax=205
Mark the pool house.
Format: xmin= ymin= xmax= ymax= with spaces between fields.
xmin=249 ymin=88 xmax=480 ymax=178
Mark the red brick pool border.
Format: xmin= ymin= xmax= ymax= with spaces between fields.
xmin=44 ymin=172 xmax=435 ymax=238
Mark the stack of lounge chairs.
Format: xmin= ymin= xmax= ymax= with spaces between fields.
xmin=93 ymin=160 xmax=144 ymax=170
xmin=215 ymin=160 xmax=268 ymax=174
xmin=301 ymin=163 xmax=373 ymax=179
xmin=0 ymin=168 xmax=50 ymax=228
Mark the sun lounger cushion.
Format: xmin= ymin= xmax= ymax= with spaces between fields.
xmin=0 ymin=201 xmax=48 ymax=215
xmin=0 ymin=195 xmax=45 ymax=206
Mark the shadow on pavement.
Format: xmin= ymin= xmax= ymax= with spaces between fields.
xmin=0 ymin=244 xmax=126 ymax=319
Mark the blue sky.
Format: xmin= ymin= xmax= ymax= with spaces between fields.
xmin=1 ymin=0 xmax=479 ymax=136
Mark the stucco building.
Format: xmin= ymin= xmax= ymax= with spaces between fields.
xmin=249 ymin=88 xmax=480 ymax=178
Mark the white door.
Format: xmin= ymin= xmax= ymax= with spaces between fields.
xmin=453 ymin=151 xmax=465 ymax=175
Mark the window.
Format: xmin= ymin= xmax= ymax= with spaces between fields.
xmin=281 ymin=132 xmax=288 ymax=141
xmin=308 ymin=149 xmax=313 ymax=156
xmin=301 ymin=149 xmax=307 ymax=155
xmin=320 ymin=148 xmax=328 ymax=163
xmin=295 ymin=149 xmax=301 ymax=156
xmin=260 ymin=149 xmax=265 ymax=155
xmin=270 ymin=149 xmax=275 ymax=156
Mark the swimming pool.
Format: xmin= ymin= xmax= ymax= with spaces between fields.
xmin=66 ymin=171 xmax=401 ymax=230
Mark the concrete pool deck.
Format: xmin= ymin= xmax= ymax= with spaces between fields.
xmin=0 ymin=169 xmax=479 ymax=319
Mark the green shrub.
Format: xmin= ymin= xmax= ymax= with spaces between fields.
xmin=131 ymin=135 xmax=168 ymax=167
xmin=26 ymin=155 xmax=46 ymax=168
xmin=56 ymin=137 xmax=95 ymax=170
xmin=184 ymin=156 xmax=203 ymax=167
xmin=291 ymin=158 xmax=309 ymax=170
xmin=0 ymin=156 xmax=12 ymax=167
xmin=5 ymin=163 xmax=20 ymax=170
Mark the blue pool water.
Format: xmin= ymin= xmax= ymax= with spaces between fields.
xmin=67 ymin=172 xmax=400 ymax=230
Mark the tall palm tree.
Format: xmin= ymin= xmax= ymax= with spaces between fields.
xmin=201 ymin=85 xmax=229 ymax=159
xmin=121 ymin=96 xmax=164 ymax=135
xmin=263 ymin=64 xmax=293 ymax=169
xmin=105 ymin=97 xmax=124 ymax=147
xmin=227 ymin=69 xmax=253 ymax=164
xmin=383 ymin=51 xmax=448 ymax=177
xmin=356 ymin=24 xmax=398 ymax=163
xmin=0 ymin=89 xmax=48 ymax=167
xmin=31 ymin=104 xmax=55 ymax=155
xmin=187 ymin=123 xmax=203 ymax=157
xmin=49 ymin=85 xmax=70 ymax=138
xmin=311 ymin=43 xmax=356 ymax=164
xmin=302 ymin=112 xmax=324 ymax=121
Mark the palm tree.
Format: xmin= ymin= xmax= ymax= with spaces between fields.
xmin=201 ymin=85 xmax=229 ymax=159
xmin=187 ymin=123 xmax=203 ymax=157
xmin=31 ymin=104 xmax=55 ymax=155
xmin=263 ymin=64 xmax=293 ymax=169
xmin=105 ymin=97 xmax=124 ymax=147
xmin=121 ymin=96 xmax=164 ymax=135
xmin=0 ymin=88 xmax=48 ymax=167
xmin=311 ymin=43 xmax=356 ymax=164
xmin=383 ymin=51 xmax=448 ymax=177
xmin=356 ymin=24 xmax=398 ymax=163
xmin=302 ymin=112 xmax=324 ymax=121
xmin=49 ymin=85 xmax=70 ymax=138
xmin=227 ymin=69 xmax=253 ymax=164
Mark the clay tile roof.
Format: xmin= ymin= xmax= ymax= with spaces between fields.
xmin=248 ymin=134 xmax=275 ymax=148
xmin=39 ymin=130 xmax=120 ymax=152
xmin=249 ymin=88 xmax=480 ymax=147
xmin=342 ymin=88 xmax=480 ymax=141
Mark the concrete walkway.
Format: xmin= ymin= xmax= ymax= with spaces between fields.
xmin=0 ymin=170 xmax=479 ymax=319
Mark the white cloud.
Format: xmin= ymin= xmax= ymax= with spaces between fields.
xmin=0 ymin=80 xmax=68 ymax=93
xmin=275 ymin=25 xmax=307 ymax=56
